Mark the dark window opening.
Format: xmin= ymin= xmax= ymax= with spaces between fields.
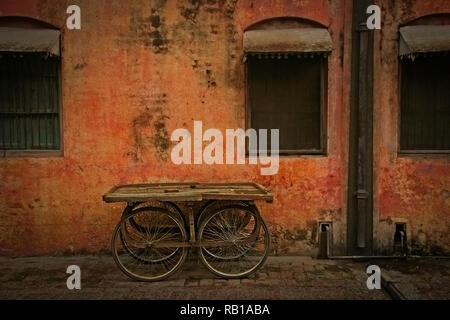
xmin=0 ymin=52 xmax=61 ymax=150
xmin=400 ymin=55 xmax=450 ymax=152
xmin=247 ymin=55 xmax=326 ymax=154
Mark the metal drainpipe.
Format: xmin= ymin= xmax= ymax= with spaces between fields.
xmin=347 ymin=0 xmax=375 ymax=255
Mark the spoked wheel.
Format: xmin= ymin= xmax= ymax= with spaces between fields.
xmin=196 ymin=200 xmax=250 ymax=228
xmin=129 ymin=201 xmax=186 ymax=231
xmin=201 ymin=204 xmax=254 ymax=261
xmin=112 ymin=207 xmax=188 ymax=282
xmin=197 ymin=205 xmax=271 ymax=279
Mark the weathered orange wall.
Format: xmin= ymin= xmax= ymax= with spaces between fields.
xmin=373 ymin=0 xmax=450 ymax=255
xmin=2 ymin=0 xmax=448 ymax=257
xmin=0 ymin=0 xmax=349 ymax=256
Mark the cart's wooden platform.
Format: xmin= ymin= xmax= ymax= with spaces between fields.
xmin=103 ymin=182 xmax=273 ymax=203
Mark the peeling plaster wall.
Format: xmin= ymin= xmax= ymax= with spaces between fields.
xmin=1 ymin=0 xmax=447 ymax=257
xmin=373 ymin=0 xmax=450 ymax=255
xmin=0 ymin=0 xmax=349 ymax=256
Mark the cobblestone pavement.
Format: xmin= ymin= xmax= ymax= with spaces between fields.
xmin=374 ymin=258 xmax=450 ymax=300
xmin=0 ymin=255 xmax=448 ymax=300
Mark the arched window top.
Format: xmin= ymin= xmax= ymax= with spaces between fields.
xmin=0 ymin=16 xmax=58 ymax=29
xmin=246 ymin=16 xmax=326 ymax=31
xmin=399 ymin=14 xmax=450 ymax=59
xmin=0 ymin=16 xmax=60 ymax=56
xmin=243 ymin=17 xmax=332 ymax=56
xmin=401 ymin=13 xmax=450 ymax=27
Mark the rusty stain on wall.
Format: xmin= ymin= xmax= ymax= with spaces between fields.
xmin=128 ymin=1 xmax=169 ymax=53
xmin=74 ymin=62 xmax=87 ymax=70
xmin=150 ymin=108 xmax=171 ymax=161
xmin=129 ymin=94 xmax=170 ymax=162
xmin=177 ymin=0 xmax=202 ymax=22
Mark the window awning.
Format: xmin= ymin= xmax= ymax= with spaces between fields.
xmin=0 ymin=27 xmax=60 ymax=56
xmin=243 ymin=28 xmax=333 ymax=54
xmin=399 ymin=25 xmax=450 ymax=57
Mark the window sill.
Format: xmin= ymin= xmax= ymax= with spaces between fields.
xmin=247 ymin=150 xmax=327 ymax=157
xmin=398 ymin=150 xmax=450 ymax=158
xmin=279 ymin=150 xmax=327 ymax=156
xmin=1 ymin=150 xmax=63 ymax=158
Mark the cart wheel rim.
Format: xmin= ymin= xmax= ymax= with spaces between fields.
xmin=112 ymin=207 xmax=188 ymax=282
xmin=198 ymin=205 xmax=271 ymax=279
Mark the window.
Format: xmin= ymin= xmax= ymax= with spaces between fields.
xmin=244 ymin=27 xmax=331 ymax=155
xmin=399 ymin=25 xmax=450 ymax=153
xmin=0 ymin=23 xmax=61 ymax=154
xmin=247 ymin=55 xmax=326 ymax=153
xmin=400 ymin=56 xmax=450 ymax=152
xmin=0 ymin=52 xmax=61 ymax=151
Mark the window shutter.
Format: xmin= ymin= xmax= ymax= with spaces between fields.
xmin=0 ymin=52 xmax=61 ymax=150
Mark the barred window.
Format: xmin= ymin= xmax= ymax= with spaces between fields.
xmin=0 ymin=52 xmax=61 ymax=150
xmin=400 ymin=56 xmax=450 ymax=151
xmin=0 ymin=23 xmax=61 ymax=154
xmin=399 ymin=25 xmax=450 ymax=152
xmin=247 ymin=54 xmax=326 ymax=153
xmin=244 ymin=27 xmax=331 ymax=155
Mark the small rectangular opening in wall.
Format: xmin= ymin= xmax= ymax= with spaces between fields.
xmin=317 ymin=221 xmax=332 ymax=259
xmin=320 ymin=222 xmax=331 ymax=232
xmin=394 ymin=223 xmax=407 ymax=256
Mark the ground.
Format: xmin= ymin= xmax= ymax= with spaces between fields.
xmin=0 ymin=255 xmax=448 ymax=300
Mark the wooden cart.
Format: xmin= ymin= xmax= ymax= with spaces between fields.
xmin=103 ymin=182 xmax=273 ymax=282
